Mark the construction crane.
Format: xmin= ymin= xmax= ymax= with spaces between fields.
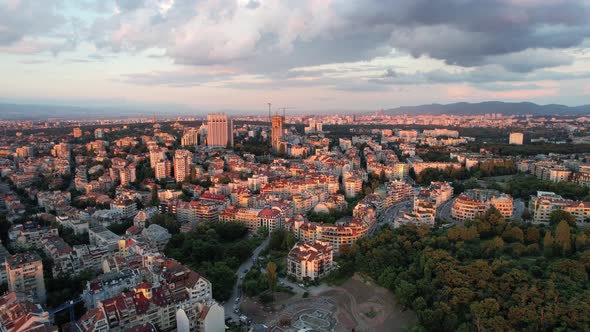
xmin=278 ymin=107 xmax=295 ymax=120
xmin=48 ymin=297 xmax=83 ymax=331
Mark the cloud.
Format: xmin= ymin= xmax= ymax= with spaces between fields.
xmin=0 ymin=0 xmax=65 ymax=46
xmin=341 ymin=0 xmax=590 ymax=68
xmin=372 ymin=66 xmax=590 ymax=86
xmin=117 ymin=0 xmax=145 ymax=11
xmin=475 ymin=83 xmax=547 ymax=91
xmin=487 ymin=49 xmax=574 ymax=72
xmin=117 ymin=69 xmax=233 ymax=87
xmin=82 ymin=0 xmax=589 ymax=75
xmin=2 ymin=0 xmax=590 ymax=95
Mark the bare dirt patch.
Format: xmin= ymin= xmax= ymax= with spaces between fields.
xmin=241 ymin=273 xmax=416 ymax=332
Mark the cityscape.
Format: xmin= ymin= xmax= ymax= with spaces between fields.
xmin=1 ymin=1 xmax=590 ymax=332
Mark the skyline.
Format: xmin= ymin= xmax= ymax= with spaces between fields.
xmin=1 ymin=0 xmax=590 ymax=113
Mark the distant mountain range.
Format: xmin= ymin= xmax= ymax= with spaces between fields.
xmin=0 ymin=101 xmax=589 ymax=120
xmin=382 ymin=101 xmax=590 ymax=116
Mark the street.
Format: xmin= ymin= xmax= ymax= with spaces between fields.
xmin=378 ymin=200 xmax=412 ymax=226
xmin=436 ymin=198 xmax=458 ymax=225
xmin=513 ymin=199 xmax=525 ymax=220
xmin=224 ymin=236 xmax=270 ymax=321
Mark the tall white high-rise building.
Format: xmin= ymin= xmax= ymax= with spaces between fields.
xmin=174 ymin=149 xmax=193 ymax=182
xmin=206 ymin=114 xmax=233 ymax=147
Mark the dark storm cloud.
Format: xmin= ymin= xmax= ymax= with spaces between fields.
xmin=334 ymin=0 xmax=590 ymax=69
xmin=2 ymin=0 xmax=589 ymax=79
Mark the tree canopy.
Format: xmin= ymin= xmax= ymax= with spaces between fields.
xmin=332 ymin=209 xmax=590 ymax=331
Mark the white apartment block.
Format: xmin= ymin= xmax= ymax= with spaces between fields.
xmin=287 ymin=240 xmax=334 ymax=282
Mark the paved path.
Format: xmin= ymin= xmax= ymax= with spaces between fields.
xmin=224 ymin=236 xmax=270 ymax=321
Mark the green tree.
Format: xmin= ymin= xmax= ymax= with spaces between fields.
xmin=525 ymin=227 xmax=539 ymax=244
xmin=543 ymin=231 xmax=555 ymax=256
xmin=502 ymin=226 xmax=524 ymax=243
xmin=555 ymin=220 xmax=572 ymax=254
xmin=549 ymin=209 xmax=576 ymax=226
xmin=470 ymin=298 xmax=508 ymax=332
xmin=266 ymin=261 xmax=278 ymax=299
xmin=151 ymin=186 xmax=159 ymax=206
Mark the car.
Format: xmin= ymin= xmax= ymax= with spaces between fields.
xmin=243 ymin=269 xmax=249 ymax=274
xmin=233 ymin=308 xmax=239 ymax=314
xmin=298 ymin=283 xmax=305 ymax=288
xmin=235 ymin=297 xmax=240 ymax=304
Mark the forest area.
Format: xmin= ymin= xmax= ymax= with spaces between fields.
xmin=165 ymin=222 xmax=263 ymax=301
xmin=332 ymin=208 xmax=590 ymax=331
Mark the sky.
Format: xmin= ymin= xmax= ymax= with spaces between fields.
xmin=0 ymin=0 xmax=589 ymax=114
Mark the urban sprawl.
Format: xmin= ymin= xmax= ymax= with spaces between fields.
xmin=1 ymin=112 xmax=590 ymax=331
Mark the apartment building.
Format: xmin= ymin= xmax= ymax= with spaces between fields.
xmin=452 ymin=189 xmax=514 ymax=222
xmin=271 ymin=115 xmax=284 ymax=152
xmin=385 ymin=180 xmax=413 ymax=208
xmin=110 ymin=198 xmax=138 ymax=219
xmin=5 ymin=252 xmax=46 ymax=304
xmin=411 ymin=162 xmax=461 ymax=175
xmin=530 ymin=191 xmax=590 ymax=224
xmin=181 ymin=129 xmax=199 ymax=147
xmin=40 ymin=236 xmax=78 ymax=278
xmin=286 ymin=200 xmax=377 ymax=254
xmin=173 ymin=149 xmax=192 ymax=183
xmin=509 ymin=132 xmax=524 ymax=145
xmin=206 ymin=113 xmax=232 ymax=147
xmin=343 ymin=174 xmax=363 ymax=199
xmin=154 ymin=159 xmax=171 ymax=180
xmin=77 ymin=260 xmax=223 ymax=332
xmin=219 ymin=206 xmax=283 ymax=233
xmin=0 ymin=292 xmax=57 ymax=332
xmin=14 ymin=222 xmax=59 ymax=250
xmin=287 ymin=240 xmax=334 ymax=282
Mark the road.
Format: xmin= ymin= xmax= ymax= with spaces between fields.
xmin=378 ymin=200 xmax=412 ymax=227
xmin=513 ymin=199 xmax=525 ymax=220
xmin=437 ymin=198 xmax=458 ymax=225
xmin=224 ymin=236 xmax=270 ymax=321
